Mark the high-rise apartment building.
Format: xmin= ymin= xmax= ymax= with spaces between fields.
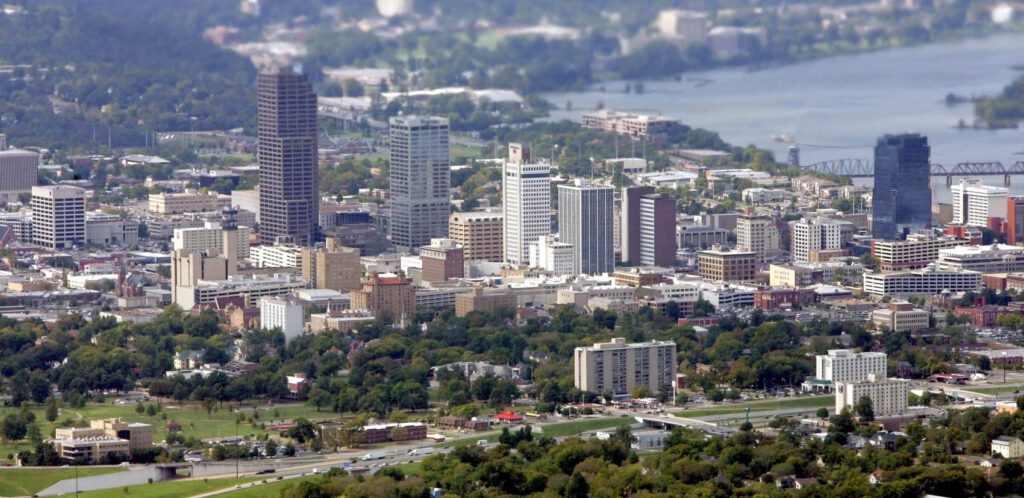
xmin=736 ymin=213 xmax=781 ymax=264
xmin=872 ymin=133 xmax=931 ymax=240
xmin=638 ymin=193 xmax=677 ymax=267
xmin=558 ymin=180 xmax=615 ymax=275
xmin=257 ymin=67 xmax=319 ymax=246
xmin=574 ymin=337 xmax=677 ymax=397
xmin=836 ymin=376 xmax=909 ymax=417
xmin=620 ymin=185 xmax=656 ymax=264
xmin=420 ymin=238 xmax=464 ymax=283
xmin=31 ymin=185 xmax=86 ymax=249
xmin=389 ymin=116 xmax=451 ymax=251
xmin=449 ymin=211 xmax=503 ymax=262
xmin=301 ymin=238 xmax=361 ymax=292
xmin=0 ymin=146 xmax=38 ymax=203
xmin=815 ymin=349 xmax=887 ymax=384
xmin=951 ymin=178 xmax=1008 ymax=227
xmin=789 ymin=217 xmax=849 ymax=264
xmin=503 ymin=143 xmax=550 ymax=266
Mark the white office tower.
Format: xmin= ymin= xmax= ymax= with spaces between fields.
xmin=503 ymin=143 xmax=550 ymax=266
xmin=951 ymin=178 xmax=1008 ymax=227
xmin=789 ymin=217 xmax=847 ymax=263
xmin=558 ymin=180 xmax=615 ymax=275
xmin=31 ymin=185 xmax=86 ymax=249
xmin=389 ymin=116 xmax=451 ymax=251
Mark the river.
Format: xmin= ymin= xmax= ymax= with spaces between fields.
xmin=544 ymin=32 xmax=1024 ymax=202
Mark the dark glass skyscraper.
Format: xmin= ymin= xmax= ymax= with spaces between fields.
xmin=871 ymin=133 xmax=931 ymax=240
xmin=257 ymin=67 xmax=319 ymax=246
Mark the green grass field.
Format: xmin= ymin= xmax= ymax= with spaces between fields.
xmin=537 ymin=417 xmax=635 ymax=438
xmin=0 ymin=467 xmax=124 ymax=497
xmin=956 ymin=385 xmax=1024 ymax=395
xmin=675 ymin=395 xmax=833 ymax=418
xmin=73 ymin=477 xmax=260 ymax=498
xmin=0 ymin=402 xmax=337 ymax=459
xmin=218 ymin=476 xmax=320 ymax=497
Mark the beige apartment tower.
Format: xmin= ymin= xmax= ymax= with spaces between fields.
xmin=574 ymin=338 xmax=677 ymax=397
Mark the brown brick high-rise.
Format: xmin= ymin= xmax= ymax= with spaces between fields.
xmin=258 ymin=68 xmax=319 ymax=246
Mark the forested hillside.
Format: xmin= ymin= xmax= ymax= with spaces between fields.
xmin=0 ymin=6 xmax=256 ymax=149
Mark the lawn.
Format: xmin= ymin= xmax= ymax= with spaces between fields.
xmin=0 ymin=401 xmax=336 ymax=459
xmin=675 ymin=396 xmax=833 ymax=418
xmin=390 ymin=461 xmax=423 ymax=476
xmin=451 ymin=143 xmax=484 ymax=160
xmin=537 ymin=417 xmax=635 ymax=438
xmin=956 ymin=385 xmax=1024 ymax=395
xmin=73 ymin=477 xmax=260 ymax=498
xmin=218 ymin=476 xmax=320 ymax=497
xmin=0 ymin=467 xmax=124 ymax=497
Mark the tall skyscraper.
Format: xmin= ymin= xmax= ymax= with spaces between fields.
xmin=503 ymin=143 xmax=550 ymax=266
xmin=31 ymin=185 xmax=86 ymax=249
xmin=558 ymin=180 xmax=615 ymax=275
xmin=638 ymin=193 xmax=677 ymax=267
xmin=389 ymin=116 xmax=451 ymax=251
xmin=872 ymin=133 xmax=931 ymax=240
xmin=257 ymin=67 xmax=319 ymax=246
xmin=620 ymin=185 xmax=655 ymax=264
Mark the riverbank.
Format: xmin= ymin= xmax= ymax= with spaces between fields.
xmin=544 ymin=31 xmax=1024 ymax=167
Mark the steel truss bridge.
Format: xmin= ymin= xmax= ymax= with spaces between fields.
xmin=799 ymin=160 xmax=1024 ymax=185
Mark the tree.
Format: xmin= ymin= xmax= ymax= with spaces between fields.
xmin=565 ymin=471 xmax=590 ymax=498
xmin=202 ymin=398 xmax=216 ymax=418
xmin=1 ymin=415 xmax=27 ymax=442
xmin=630 ymin=385 xmax=652 ymax=400
xmin=816 ymin=407 xmax=829 ymax=419
xmin=830 ymin=407 xmax=856 ymax=433
xmin=308 ymin=388 xmax=332 ymax=412
xmin=283 ymin=442 xmax=296 ymax=457
xmin=855 ymin=395 xmax=875 ymax=422
xmin=45 ymin=401 xmax=59 ymax=423
xmin=28 ymin=373 xmax=50 ymax=404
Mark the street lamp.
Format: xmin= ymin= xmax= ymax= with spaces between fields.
xmin=1003 ymin=352 xmax=1008 ymax=384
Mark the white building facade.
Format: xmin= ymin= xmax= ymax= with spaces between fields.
xmin=951 ymin=178 xmax=1008 ymax=226
xmin=503 ymin=145 xmax=551 ymax=266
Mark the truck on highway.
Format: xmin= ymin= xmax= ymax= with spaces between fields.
xmin=408 ymin=447 xmax=436 ymax=456
xmin=361 ymin=451 xmax=386 ymax=461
